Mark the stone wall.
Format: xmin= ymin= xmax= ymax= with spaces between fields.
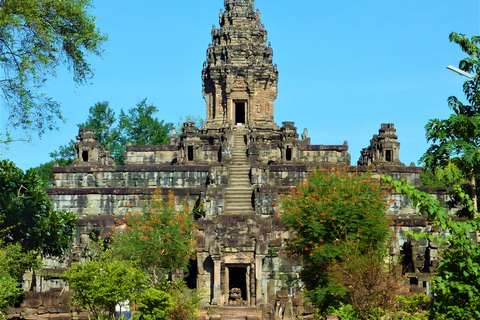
xmin=8 ymin=0 xmax=450 ymax=316
xmin=196 ymin=214 xmax=302 ymax=307
xmin=49 ymin=165 xmax=212 ymax=216
xmin=8 ymin=291 xmax=72 ymax=319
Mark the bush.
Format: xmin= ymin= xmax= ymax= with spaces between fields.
xmin=161 ymin=281 xmax=201 ymax=320
xmin=326 ymin=303 xmax=360 ymax=320
xmin=138 ymin=288 xmax=174 ymax=320
xmin=397 ymin=294 xmax=430 ymax=315
xmin=0 ymin=241 xmax=39 ymax=314
xmin=113 ymin=190 xmax=198 ymax=286
xmin=0 ymin=272 xmax=23 ymax=316
xmin=326 ymin=244 xmax=407 ymax=319
xmin=279 ymin=166 xmax=392 ymax=314
xmin=63 ymin=260 xmax=146 ymax=320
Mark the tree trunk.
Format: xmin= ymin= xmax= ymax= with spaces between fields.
xmin=470 ymin=168 xmax=479 ymax=243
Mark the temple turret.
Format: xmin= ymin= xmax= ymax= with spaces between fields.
xmin=358 ymin=123 xmax=402 ymax=166
xmin=202 ymin=0 xmax=279 ymax=132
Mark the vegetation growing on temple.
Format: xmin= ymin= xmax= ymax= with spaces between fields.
xmin=112 ymin=190 xmax=198 ymax=286
xmin=279 ymin=167 xmax=395 ymax=316
xmin=62 ymin=190 xmax=200 ymax=320
xmin=0 ymin=160 xmax=77 ymax=314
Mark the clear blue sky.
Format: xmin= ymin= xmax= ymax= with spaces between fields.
xmin=1 ymin=0 xmax=479 ymax=170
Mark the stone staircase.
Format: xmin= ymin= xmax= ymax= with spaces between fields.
xmin=203 ymin=306 xmax=262 ymax=320
xmin=224 ymin=129 xmax=254 ymax=215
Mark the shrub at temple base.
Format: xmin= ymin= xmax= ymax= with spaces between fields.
xmin=112 ymin=190 xmax=198 ymax=286
xmin=326 ymin=243 xmax=408 ymax=319
xmin=62 ymin=260 xmax=146 ymax=320
xmin=279 ymin=167 xmax=392 ymax=315
xmin=138 ymin=287 xmax=174 ymax=320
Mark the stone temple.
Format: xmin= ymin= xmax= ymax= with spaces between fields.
xmin=16 ymin=0 xmax=454 ymax=318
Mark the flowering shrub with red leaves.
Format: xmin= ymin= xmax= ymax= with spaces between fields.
xmin=112 ymin=190 xmax=198 ymax=285
xmin=279 ymin=166 xmax=392 ymax=314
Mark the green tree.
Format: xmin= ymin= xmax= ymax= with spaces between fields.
xmin=31 ymin=158 xmax=76 ymax=189
xmin=138 ymin=287 xmax=174 ymax=320
xmin=326 ymin=244 xmax=407 ymax=319
xmin=383 ymin=176 xmax=480 ymax=319
xmin=118 ymin=98 xmax=173 ymax=149
xmin=420 ymin=164 xmax=467 ymax=189
xmin=48 ymin=99 xmax=173 ymax=166
xmin=279 ymin=167 xmax=392 ymax=314
xmin=177 ymin=115 xmax=205 ymax=133
xmin=420 ymin=32 xmax=480 ymax=215
xmin=0 ymin=241 xmax=40 ymax=315
xmin=49 ymin=101 xmax=118 ymax=165
xmin=63 ymin=259 xmax=146 ymax=320
xmin=0 ymin=0 xmax=106 ymax=140
xmin=0 ymin=159 xmax=77 ymax=256
xmin=78 ymin=102 xmax=118 ymax=146
xmin=31 ymin=144 xmax=76 ymax=188
xmin=0 ymin=160 xmax=76 ymax=312
xmin=49 ymin=141 xmax=76 ymax=165
xmin=76 ymin=101 xmax=125 ymax=163
xmin=31 ymin=160 xmax=56 ymax=188
xmin=113 ymin=190 xmax=198 ymax=286
xmin=0 ymin=271 xmax=22 ymax=317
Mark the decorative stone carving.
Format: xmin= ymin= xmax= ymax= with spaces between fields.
xmin=301 ymin=128 xmax=308 ymax=140
xmin=170 ymin=127 xmax=179 ymax=145
xmin=72 ymin=128 xmax=115 ymax=166
xmin=229 ymin=288 xmax=243 ymax=305
xmin=358 ymin=123 xmax=402 ymax=166
xmin=202 ymin=0 xmax=278 ymax=130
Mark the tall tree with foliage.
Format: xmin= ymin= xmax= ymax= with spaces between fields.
xmin=118 ymin=98 xmax=173 ymax=147
xmin=420 ymin=165 xmax=466 ymax=188
xmin=46 ymin=99 xmax=173 ymax=167
xmin=48 ymin=101 xmax=119 ymax=167
xmin=78 ymin=101 xmax=118 ymax=146
xmin=0 ymin=160 xmax=77 ymax=256
xmin=0 ymin=160 xmax=77 ymax=313
xmin=0 ymin=241 xmax=40 ymax=315
xmin=113 ymin=190 xmax=198 ymax=286
xmin=420 ymin=33 xmax=480 ymax=215
xmin=279 ymin=167 xmax=392 ymax=315
xmin=77 ymin=101 xmax=124 ymax=162
xmin=0 ymin=0 xmax=106 ymax=140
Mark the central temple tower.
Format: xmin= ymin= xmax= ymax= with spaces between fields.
xmin=202 ymin=0 xmax=279 ymax=131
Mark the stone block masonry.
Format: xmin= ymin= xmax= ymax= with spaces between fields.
xmin=19 ymin=1 xmax=452 ymax=319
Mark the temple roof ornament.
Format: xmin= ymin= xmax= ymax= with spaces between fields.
xmin=358 ymin=123 xmax=402 ymax=166
xmin=202 ymin=0 xmax=278 ymax=132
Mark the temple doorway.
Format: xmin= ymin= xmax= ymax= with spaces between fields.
xmin=235 ymin=102 xmax=246 ymax=125
xmin=229 ymin=267 xmax=247 ymax=301
xmin=185 ymin=259 xmax=197 ymax=289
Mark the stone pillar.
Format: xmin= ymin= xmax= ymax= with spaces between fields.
xmin=228 ymin=99 xmax=233 ymax=124
xmin=213 ymin=255 xmax=222 ymax=305
xmin=197 ymin=251 xmax=205 ymax=301
xmin=246 ymin=265 xmax=251 ymax=305
xmin=256 ymin=255 xmax=265 ymax=304
xmin=284 ymin=300 xmax=294 ymax=320
xmin=224 ymin=265 xmax=229 ymax=304
xmin=250 ymin=262 xmax=256 ymax=305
